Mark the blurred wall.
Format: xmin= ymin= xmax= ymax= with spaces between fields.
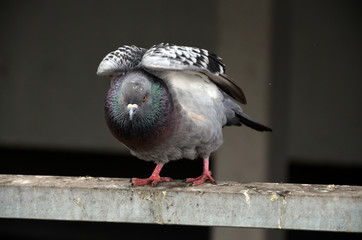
xmin=269 ymin=0 xmax=362 ymax=185
xmin=287 ymin=1 xmax=362 ymax=164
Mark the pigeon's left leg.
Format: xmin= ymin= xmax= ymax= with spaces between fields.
xmin=186 ymin=157 xmax=216 ymax=186
xmin=132 ymin=163 xmax=171 ymax=186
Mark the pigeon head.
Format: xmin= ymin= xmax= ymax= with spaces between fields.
xmin=120 ymin=73 xmax=153 ymax=121
xmin=105 ymin=71 xmax=174 ymax=147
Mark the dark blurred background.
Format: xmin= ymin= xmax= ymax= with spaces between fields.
xmin=0 ymin=0 xmax=361 ymax=240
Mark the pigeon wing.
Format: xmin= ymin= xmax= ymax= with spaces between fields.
xmin=140 ymin=43 xmax=247 ymax=104
xmin=97 ymin=45 xmax=147 ymax=77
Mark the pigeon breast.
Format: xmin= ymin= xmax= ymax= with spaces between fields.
xmin=124 ymin=71 xmax=226 ymax=164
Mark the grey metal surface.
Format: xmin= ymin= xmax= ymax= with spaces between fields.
xmin=0 ymin=174 xmax=361 ymax=232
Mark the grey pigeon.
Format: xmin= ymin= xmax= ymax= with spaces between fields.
xmin=97 ymin=43 xmax=271 ymax=186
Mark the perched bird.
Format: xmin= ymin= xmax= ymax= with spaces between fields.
xmin=97 ymin=43 xmax=271 ymax=186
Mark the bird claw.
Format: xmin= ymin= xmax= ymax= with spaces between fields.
xmin=186 ymin=171 xmax=216 ymax=186
xmin=131 ymin=176 xmax=171 ymax=187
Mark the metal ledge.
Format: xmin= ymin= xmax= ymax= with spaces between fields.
xmin=0 ymin=174 xmax=361 ymax=232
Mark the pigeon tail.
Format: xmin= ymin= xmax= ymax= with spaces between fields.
xmin=236 ymin=111 xmax=272 ymax=132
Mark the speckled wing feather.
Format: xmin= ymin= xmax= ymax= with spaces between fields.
xmin=97 ymin=45 xmax=147 ymax=77
xmin=141 ymin=43 xmax=246 ymax=104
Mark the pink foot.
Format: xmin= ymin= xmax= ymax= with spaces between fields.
xmin=131 ymin=164 xmax=170 ymax=186
xmin=186 ymin=171 xmax=215 ymax=186
xmin=186 ymin=157 xmax=216 ymax=186
xmin=132 ymin=176 xmax=170 ymax=186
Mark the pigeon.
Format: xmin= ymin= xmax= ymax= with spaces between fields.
xmin=97 ymin=43 xmax=271 ymax=186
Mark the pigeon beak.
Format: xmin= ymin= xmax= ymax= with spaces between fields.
xmin=127 ymin=104 xmax=138 ymax=120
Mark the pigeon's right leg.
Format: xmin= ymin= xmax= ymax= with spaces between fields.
xmin=186 ymin=157 xmax=216 ymax=186
xmin=132 ymin=163 xmax=171 ymax=186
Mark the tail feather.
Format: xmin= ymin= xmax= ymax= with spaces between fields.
xmin=222 ymin=92 xmax=272 ymax=132
xmin=236 ymin=111 xmax=272 ymax=132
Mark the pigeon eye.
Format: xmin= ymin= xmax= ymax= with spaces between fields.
xmin=142 ymin=95 xmax=147 ymax=102
xmin=122 ymin=95 xmax=125 ymax=101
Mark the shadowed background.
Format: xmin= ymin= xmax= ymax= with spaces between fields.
xmin=1 ymin=0 xmax=361 ymax=240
